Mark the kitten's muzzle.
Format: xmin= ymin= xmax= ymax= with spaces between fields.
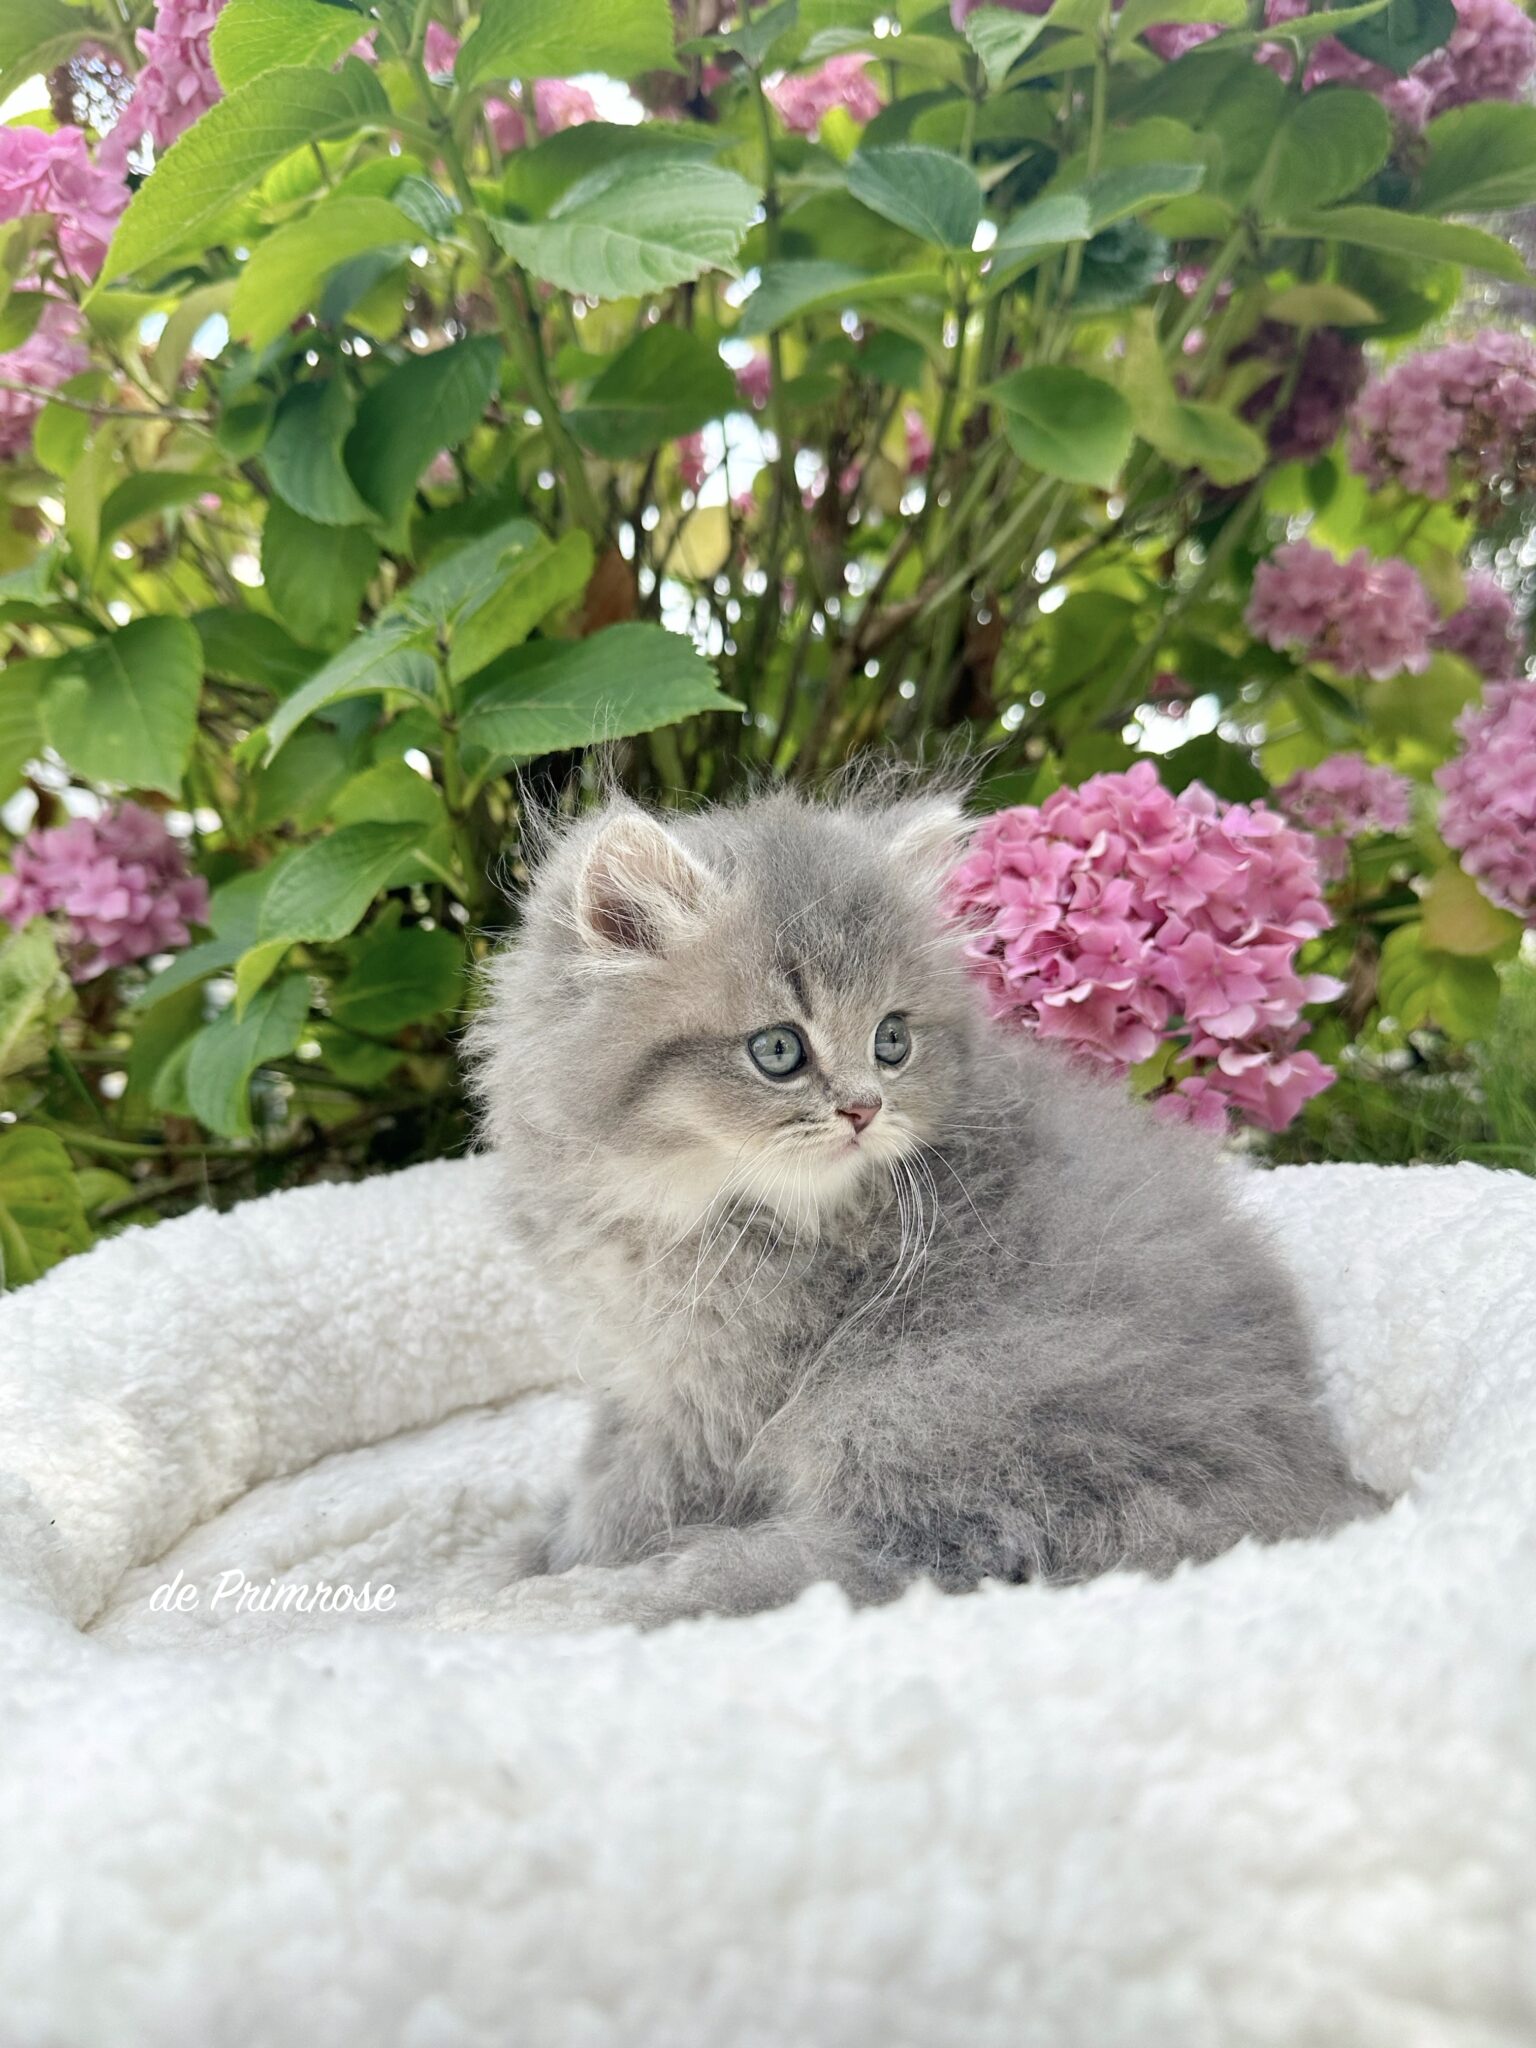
xmin=835 ymin=1097 xmax=882 ymax=1135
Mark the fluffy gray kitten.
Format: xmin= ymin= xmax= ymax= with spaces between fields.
xmin=469 ymin=786 xmax=1372 ymax=1628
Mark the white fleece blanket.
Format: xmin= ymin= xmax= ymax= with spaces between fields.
xmin=0 ymin=1155 xmax=1532 ymax=2048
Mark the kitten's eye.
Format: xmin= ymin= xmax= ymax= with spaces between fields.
xmin=748 ymin=1024 xmax=806 ymax=1078
xmin=874 ymin=1013 xmax=910 ymax=1066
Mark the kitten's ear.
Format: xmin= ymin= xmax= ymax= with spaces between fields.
xmin=888 ymin=797 xmax=970 ymax=875
xmin=574 ymin=813 xmax=715 ymax=954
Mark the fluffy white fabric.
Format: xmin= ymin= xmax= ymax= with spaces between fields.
xmin=0 ymin=1156 xmax=1531 ymax=2048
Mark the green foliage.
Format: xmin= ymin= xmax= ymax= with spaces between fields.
xmin=1 ymin=0 xmax=1532 ymax=1280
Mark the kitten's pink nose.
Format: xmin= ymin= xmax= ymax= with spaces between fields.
xmin=836 ymin=1098 xmax=881 ymax=1135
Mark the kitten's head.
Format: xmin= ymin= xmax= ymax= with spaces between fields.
xmin=472 ymin=787 xmax=981 ymax=1230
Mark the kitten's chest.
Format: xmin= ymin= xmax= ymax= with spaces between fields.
xmin=557 ymin=1212 xmax=869 ymax=1418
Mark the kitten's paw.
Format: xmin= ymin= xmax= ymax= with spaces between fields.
xmin=506 ymin=1521 xmax=556 ymax=1579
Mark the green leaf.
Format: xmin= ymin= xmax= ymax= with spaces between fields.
xmin=261 ymin=499 xmax=380 ymax=649
xmin=329 ymin=925 xmax=465 ymax=1033
xmin=262 ymin=619 xmax=434 ymax=758
xmin=987 ymin=366 xmax=1133 ymax=490
xmin=985 ymin=191 xmax=1093 ymax=283
xmin=39 ymin=617 xmax=203 ymax=796
xmin=0 ymin=289 xmax=47 ymax=354
xmin=0 ymin=1127 xmax=89 ymax=1291
xmin=1420 ymin=863 xmax=1524 ymax=962
xmin=398 ymin=516 xmax=544 ymax=629
xmin=1265 ymin=282 xmax=1380 ymax=326
xmin=1417 ymin=103 xmax=1536 ymax=217
xmin=231 ymin=195 xmax=416 ymax=350
xmin=694 ymin=0 xmax=798 ymax=70
xmin=1145 ymin=398 xmax=1267 ymax=484
xmin=98 ymin=472 xmax=211 ymax=552
xmin=1118 ymin=0 xmax=1244 ymax=38
xmin=0 ymin=657 xmax=44 ymax=801
xmin=568 ymin=326 xmax=736 ymax=459
xmin=251 ymin=727 xmax=354 ymax=831
xmin=459 ymin=623 xmax=740 ymax=769
xmin=1078 ymin=161 xmax=1206 ymax=231
xmin=256 ymin=822 xmax=425 ymax=945
xmin=449 ymin=530 xmax=596 ymax=684
xmin=185 ymin=974 xmax=311 ymax=1139
xmin=1377 ymin=924 xmax=1499 ymax=1042
xmin=265 ymin=376 xmax=374 ymax=526
xmin=98 ymin=61 xmax=390 ymax=288
xmin=1264 ymin=89 xmax=1392 ymax=219
xmin=488 ymin=154 xmax=759 ymax=301
xmin=962 ymin=6 xmax=1049 ymax=89
xmin=211 ymin=0 xmax=367 ymax=89
xmin=345 ymin=336 xmax=503 ymax=525
xmin=1288 ymin=206 xmax=1529 ymax=284
xmin=846 ymin=146 xmax=984 ymax=249
xmin=739 ymin=259 xmax=946 ymax=333
xmin=0 ymin=0 xmax=84 ymax=102
xmin=195 ymin=607 xmax=319 ymax=691
xmin=1118 ymin=310 xmax=1276 ymax=484
xmin=1335 ymin=0 xmax=1455 ymax=72
xmin=459 ymin=0 xmax=677 ymax=84
xmin=0 ymin=923 xmax=64 ymax=1080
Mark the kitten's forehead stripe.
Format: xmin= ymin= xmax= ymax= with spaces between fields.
xmin=612 ymin=1033 xmax=726 ymax=1114
xmin=782 ymin=961 xmax=812 ymax=1018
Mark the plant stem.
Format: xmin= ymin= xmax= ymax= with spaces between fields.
xmin=398 ymin=66 xmax=603 ymax=536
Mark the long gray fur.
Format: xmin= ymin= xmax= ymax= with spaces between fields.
xmin=467 ymin=785 xmax=1374 ymax=1628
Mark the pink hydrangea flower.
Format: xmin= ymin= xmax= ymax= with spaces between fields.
xmin=1260 ymin=0 xmax=1535 ymax=123
xmin=735 ymin=353 xmax=772 ymax=410
xmin=903 ymin=407 xmax=933 ymax=476
xmin=1433 ymin=571 xmax=1525 ymax=681
xmin=1235 ymin=324 xmax=1366 ymax=466
xmin=0 ymin=300 xmax=90 ymax=460
xmin=0 ymin=124 xmax=126 ymax=283
xmin=1274 ymin=753 xmax=1414 ymax=881
xmin=420 ymin=25 xmax=593 ymax=147
xmin=0 ymin=802 xmax=210 ymax=980
xmin=676 ymin=432 xmax=708 ymax=494
xmin=104 ymin=0 xmax=226 ymax=170
xmin=768 ymin=55 xmax=882 ymax=137
xmin=1435 ymin=680 xmax=1536 ymax=920
xmin=1167 ymin=0 xmax=1533 ymax=128
xmin=423 ymin=20 xmax=459 ymax=73
xmin=1351 ymin=331 xmax=1536 ymax=504
xmin=945 ymin=761 xmax=1339 ymax=1132
xmin=1144 ymin=23 xmax=1224 ymax=57
xmin=1246 ymin=540 xmax=1436 ymax=681
xmin=532 ymin=80 xmax=598 ymax=133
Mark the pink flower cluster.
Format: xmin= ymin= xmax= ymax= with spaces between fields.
xmin=0 ymin=803 xmax=210 ymax=981
xmin=1274 ymin=753 xmax=1414 ymax=881
xmin=1434 ymin=571 xmax=1525 ymax=681
xmin=0 ymin=300 xmax=90 ymax=459
xmin=676 ymin=431 xmax=708 ymax=494
xmin=768 ymin=56 xmax=882 ymax=137
xmin=0 ymin=124 xmax=126 ymax=282
xmin=1247 ymin=540 xmax=1436 ymax=681
xmin=945 ymin=761 xmax=1339 ymax=1132
xmin=1435 ymin=682 xmax=1536 ymax=920
xmin=903 ymin=407 xmax=934 ymax=475
xmin=104 ymin=0 xmax=226 ymax=172
xmin=735 ymin=353 xmax=772 ymax=410
xmin=422 ymin=23 xmax=597 ymax=149
xmin=1149 ymin=0 xmax=1535 ymax=130
xmin=1350 ymin=331 xmax=1536 ymax=504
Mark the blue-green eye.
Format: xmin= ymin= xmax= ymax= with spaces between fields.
xmin=874 ymin=1013 xmax=910 ymax=1065
xmin=748 ymin=1024 xmax=806 ymax=1078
